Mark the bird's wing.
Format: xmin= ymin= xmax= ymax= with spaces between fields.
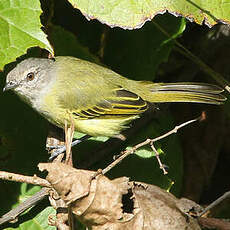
xmin=70 ymin=87 xmax=148 ymax=119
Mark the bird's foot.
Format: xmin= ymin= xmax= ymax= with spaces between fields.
xmin=48 ymin=135 xmax=91 ymax=161
xmin=48 ymin=145 xmax=67 ymax=161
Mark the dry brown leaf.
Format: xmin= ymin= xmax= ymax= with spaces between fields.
xmin=133 ymin=182 xmax=201 ymax=230
xmin=39 ymin=163 xmax=201 ymax=230
xmin=39 ymin=163 xmax=95 ymax=204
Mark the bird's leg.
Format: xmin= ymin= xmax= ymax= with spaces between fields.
xmin=49 ymin=135 xmax=91 ymax=161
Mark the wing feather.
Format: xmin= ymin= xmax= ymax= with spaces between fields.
xmin=71 ymin=88 xmax=148 ymax=119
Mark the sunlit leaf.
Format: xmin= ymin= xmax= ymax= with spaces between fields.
xmin=67 ymin=0 xmax=230 ymax=29
xmin=0 ymin=0 xmax=53 ymax=70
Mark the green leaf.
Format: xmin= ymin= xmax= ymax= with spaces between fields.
xmin=134 ymin=146 xmax=164 ymax=159
xmin=20 ymin=183 xmax=41 ymax=197
xmin=74 ymin=131 xmax=109 ymax=142
xmin=0 ymin=0 xmax=53 ymax=70
xmin=5 ymin=207 xmax=56 ymax=230
xmin=90 ymin=136 xmax=109 ymax=142
xmin=67 ymin=0 xmax=230 ymax=29
xmin=11 ymin=184 xmax=41 ymax=210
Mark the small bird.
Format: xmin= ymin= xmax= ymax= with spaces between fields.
xmin=4 ymin=56 xmax=226 ymax=138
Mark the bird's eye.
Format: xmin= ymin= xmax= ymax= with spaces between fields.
xmin=26 ymin=72 xmax=35 ymax=81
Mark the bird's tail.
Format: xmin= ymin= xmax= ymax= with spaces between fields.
xmin=139 ymin=82 xmax=226 ymax=105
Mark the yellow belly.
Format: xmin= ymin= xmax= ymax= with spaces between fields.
xmin=40 ymin=95 xmax=138 ymax=136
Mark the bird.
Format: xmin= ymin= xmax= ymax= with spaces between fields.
xmin=4 ymin=56 xmax=226 ymax=139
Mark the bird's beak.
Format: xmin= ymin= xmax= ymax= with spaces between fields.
xmin=3 ymin=82 xmax=18 ymax=92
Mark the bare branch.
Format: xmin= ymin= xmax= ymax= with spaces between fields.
xmin=0 ymin=187 xmax=50 ymax=225
xmin=150 ymin=142 xmax=168 ymax=175
xmin=0 ymin=171 xmax=51 ymax=225
xmin=0 ymin=171 xmax=51 ymax=187
xmin=0 ymin=114 xmax=203 ymax=227
xmin=103 ymin=114 xmax=202 ymax=174
xmin=198 ymin=191 xmax=230 ymax=217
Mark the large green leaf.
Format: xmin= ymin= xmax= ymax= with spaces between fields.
xmin=67 ymin=0 xmax=230 ymax=29
xmin=0 ymin=0 xmax=53 ymax=70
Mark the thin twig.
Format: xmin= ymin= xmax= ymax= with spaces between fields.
xmin=0 ymin=171 xmax=51 ymax=187
xmin=0 ymin=115 xmax=203 ymax=226
xmin=0 ymin=172 xmax=51 ymax=225
xmin=198 ymin=191 xmax=230 ymax=217
xmin=0 ymin=187 xmax=50 ymax=225
xmin=150 ymin=142 xmax=168 ymax=175
xmin=102 ymin=115 xmax=202 ymax=174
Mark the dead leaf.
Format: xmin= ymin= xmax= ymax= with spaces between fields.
xmin=39 ymin=163 xmax=201 ymax=229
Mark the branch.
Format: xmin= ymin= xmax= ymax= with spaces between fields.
xmin=0 ymin=171 xmax=51 ymax=187
xmin=0 ymin=114 xmax=204 ymax=226
xmin=198 ymin=191 xmax=230 ymax=217
xmin=0 ymin=187 xmax=50 ymax=225
xmin=198 ymin=217 xmax=230 ymax=230
xmin=0 ymin=121 xmax=75 ymax=228
xmin=0 ymin=171 xmax=51 ymax=226
xmin=102 ymin=114 xmax=203 ymax=174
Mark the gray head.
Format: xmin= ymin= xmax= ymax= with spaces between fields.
xmin=4 ymin=58 xmax=55 ymax=103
